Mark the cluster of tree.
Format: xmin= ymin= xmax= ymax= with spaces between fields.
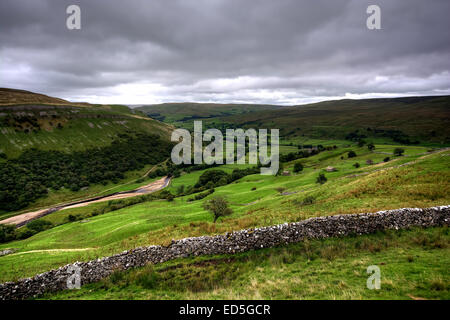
xmin=187 ymin=188 xmax=215 ymax=202
xmin=280 ymin=145 xmax=329 ymax=163
xmin=0 ymin=133 xmax=173 ymax=211
xmin=177 ymin=167 xmax=260 ymax=198
xmin=345 ymin=130 xmax=367 ymax=142
xmin=0 ymin=219 xmax=53 ymax=243
xmin=316 ymin=173 xmax=327 ymax=184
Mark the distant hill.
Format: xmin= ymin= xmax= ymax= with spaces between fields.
xmin=0 ymin=88 xmax=173 ymax=158
xmin=0 ymin=88 xmax=72 ymax=106
xmin=136 ymin=102 xmax=283 ymax=125
xmin=216 ymin=96 xmax=450 ymax=145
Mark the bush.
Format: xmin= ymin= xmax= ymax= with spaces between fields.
xmin=0 ymin=224 xmax=16 ymax=243
xmin=316 ymin=173 xmax=327 ymax=184
xmin=27 ymin=219 xmax=52 ymax=232
xmin=353 ymin=163 xmax=360 ymax=168
xmin=348 ymin=151 xmax=357 ymax=158
xmin=302 ymin=196 xmax=315 ymax=205
xmin=384 ymin=157 xmax=390 ymax=162
xmin=293 ymin=162 xmax=303 ymax=173
xmin=394 ymin=148 xmax=405 ymax=156
xmin=367 ymin=142 xmax=375 ymax=151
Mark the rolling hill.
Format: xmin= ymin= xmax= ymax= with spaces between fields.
xmin=0 ymin=88 xmax=174 ymax=158
xmin=136 ymin=102 xmax=283 ymax=127
xmin=214 ymin=96 xmax=450 ymax=145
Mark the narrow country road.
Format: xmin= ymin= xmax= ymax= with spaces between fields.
xmin=0 ymin=176 xmax=171 ymax=227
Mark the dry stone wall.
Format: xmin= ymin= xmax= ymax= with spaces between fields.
xmin=1 ymin=205 xmax=449 ymax=300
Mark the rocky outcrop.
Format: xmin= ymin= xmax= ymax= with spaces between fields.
xmin=0 ymin=205 xmax=448 ymax=300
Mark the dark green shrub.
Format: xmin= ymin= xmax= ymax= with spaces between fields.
xmin=293 ymin=162 xmax=303 ymax=173
xmin=27 ymin=219 xmax=52 ymax=232
xmin=394 ymin=148 xmax=405 ymax=156
xmin=316 ymin=173 xmax=327 ymax=184
xmin=0 ymin=224 xmax=16 ymax=243
xmin=348 ymin=151 xmax=357 ymax=158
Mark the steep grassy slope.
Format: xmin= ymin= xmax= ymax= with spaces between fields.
xmin=44 ymin=226 xmax=450 ymax=300
xmin=210 ymin=96 xmax=450 ymax=145
xmin=0 ymin=88 xmax=173 ymax=158
xmin=0 ymin=88 xmax=175 ymax=216
xmin=0 ymin=143 xmax=448 ymax=283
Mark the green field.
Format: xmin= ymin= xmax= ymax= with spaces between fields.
xmin=0 ymin=143 xmax=448 ymax=286
xmin=43 ymin=226 xmax=450 ymax=300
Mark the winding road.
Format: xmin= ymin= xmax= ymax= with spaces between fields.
xmin=0 ymin=176 xmax=171 ymax=227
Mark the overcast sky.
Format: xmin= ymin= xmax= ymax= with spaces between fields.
xmin=1 ymin=0 xmax=449 ymax=105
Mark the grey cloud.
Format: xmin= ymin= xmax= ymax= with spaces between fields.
xmin=0 ymin=0 xmax=449 ymax=104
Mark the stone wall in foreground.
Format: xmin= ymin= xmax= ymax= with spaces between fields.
xmin=1 ymin=205 xmax=449 ymax=300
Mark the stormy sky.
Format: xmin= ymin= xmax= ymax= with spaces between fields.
xmin=1 ymin=0 xmax=449 ymax=105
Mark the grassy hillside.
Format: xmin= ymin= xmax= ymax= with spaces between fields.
xmin=207 ymin=96 xmax=450 ymax=146
xmin=0 ymin=142 xmax=448 ymax=284
xmin=0 ymin=89 xmax=173 ymax=158
xmin=0 ymin=88 xmax=175 ymax=216
xmin=44 ymin=226 xmax=449 ymax=300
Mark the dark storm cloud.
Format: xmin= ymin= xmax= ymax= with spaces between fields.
xmin=1 ymin=0 xmax=449 ymax=104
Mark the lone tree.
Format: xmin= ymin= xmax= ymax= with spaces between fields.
xmin=394 ymin=148 xmax=405 ymax=156
xmin=367 ymin=142 xmax=375 ymax=151
xmin=316 ymin=173 xmax=327 ymax=184
xmin=202 ymin=196 xmax=233 ymax=223
xmin=293 ymin=162 xmax=304 ymax=173
xmin=348 ymin=150 xmax=357 ymax=158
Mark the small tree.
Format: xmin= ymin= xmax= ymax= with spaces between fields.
xmin=394 ymin=148 xmax=405 ymax=156
xmin=293 ymin=162 xmax=303 ymax=173
xmin=367 ymin=142 xmax=375 ymax=151
xmin=202 ymin=196 xmax=233 ymax=223
xmin=353 ymin=162 xmax=360 ymax=168
xmin=348 ymin=150 xmax=357 ymax=158
xmin=383 ymin=157 xmax=390 ymax=162
xmin=316 ymin=173 xmax=327 ymax=184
